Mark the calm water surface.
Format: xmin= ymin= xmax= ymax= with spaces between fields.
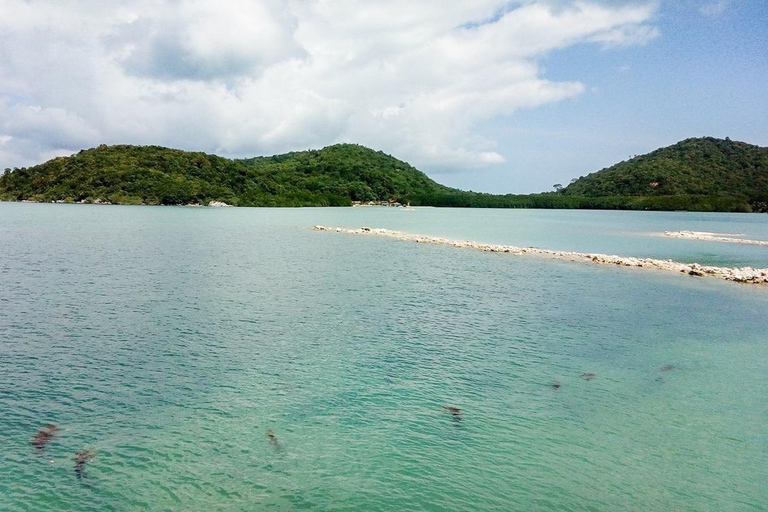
xmin=1 ymin=203 xmax=767 ymax=511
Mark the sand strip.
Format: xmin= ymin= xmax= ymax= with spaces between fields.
xmin=663 ymin=231 xmax=768 ymax=246
xmin=314 ymin=226 xmax=768 ymax=285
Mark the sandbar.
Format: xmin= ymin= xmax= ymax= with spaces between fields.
xmin=663 ymin=230 xmax=768 ymax=246
xmin=314 ymin=226 xmax=768 ymax=285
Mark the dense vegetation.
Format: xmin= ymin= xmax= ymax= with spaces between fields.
xmin=1 ymin=137 xmax=765 ymax=211
xmin=562 ymin=137 xmax=768 ymax=212
xmin=0 ymin=144 xmax=450 ymax=207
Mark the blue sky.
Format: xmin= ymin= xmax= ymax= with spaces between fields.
xmin=436 ymin=0 xmax=768 ymax=192
xmin=0 ymin=0 xmax=765 ymax=193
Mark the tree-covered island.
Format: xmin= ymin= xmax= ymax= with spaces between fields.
xmin=1 ymin=137 xmax=766 ymax=212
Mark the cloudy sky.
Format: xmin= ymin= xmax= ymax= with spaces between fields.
xmin=0 ymin=0 xmax=765 ymax=192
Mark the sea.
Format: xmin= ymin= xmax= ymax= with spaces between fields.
xmin=1 ymin=202 xmax=767 ymax=511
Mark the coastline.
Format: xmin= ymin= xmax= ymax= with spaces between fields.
xmin=1 ymin=198 xmax=765 ymax=213
xmin=314 ymin=226 xmax=768 ymax=285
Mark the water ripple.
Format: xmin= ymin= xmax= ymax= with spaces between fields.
xmin=1 ymin=204 xmax=767 ymax=510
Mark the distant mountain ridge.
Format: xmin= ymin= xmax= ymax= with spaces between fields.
xmin=1 ymin=137 xmax=766 ymax=211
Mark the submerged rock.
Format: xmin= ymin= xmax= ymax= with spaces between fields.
xmin=581 ymin=373 xmax=596 ymax=381
xmin=74 ymin=449 xmax=96 ymax=479
xmin=442 ymin=405 xmax=462 ymax=420
xmin=32 ymin=424 xmax=59 ymax=451
xmin=660 ymin=364 xmax=676 ymax=372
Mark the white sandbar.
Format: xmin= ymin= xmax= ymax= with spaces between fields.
xmin=313 ymin=226 xmax=768 ymax=285
xmin=663 ymin=231 xmax=768 ymax=246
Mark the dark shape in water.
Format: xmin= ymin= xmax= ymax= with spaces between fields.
xmin=32 ymin=424 xmax=59 ymax=451
xmin=581 ymin=372 xmax=596 ymax=381
xmin=660 ymin=364 xmax=676 ymax=372
xmin=266 ymin=428 xmax=278 ymax=446
xmin=552 ymin=380 xmax=562 ymax=390
xmin=74 ymin=449 xmax=96 ymax=479
xmin=442 ymin=405 xmax=462 ymax=420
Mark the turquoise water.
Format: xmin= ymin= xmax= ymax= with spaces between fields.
xmin=1 ymin=203 xmax=767 ymax=511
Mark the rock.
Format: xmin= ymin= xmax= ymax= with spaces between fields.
xmin=74 ymin=448 xmax=96 ymax=479
xmin=442 ymin=405 xmax=462 ymax=420
xmin=208 ymin=201 xmax=232 ymax=207
xmin=33 ymin=424 xmax=59 ymax=451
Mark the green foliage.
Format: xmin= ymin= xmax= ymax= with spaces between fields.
xmin=0 ymin=137 xmax=765 ymax=212
xmin=0 ymin=143 xmax=450 ymax=207
xmin=563 ymin=137 xmax=768 ymax=211
xmin=408 ymin=191 xmax=752 ymax=212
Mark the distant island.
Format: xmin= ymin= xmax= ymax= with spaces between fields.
xmin=1 ymin=137 xmax=766 ymax=212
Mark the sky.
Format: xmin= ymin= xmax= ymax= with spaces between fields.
xmin=0 ymin=0 xmax=765 ymax=193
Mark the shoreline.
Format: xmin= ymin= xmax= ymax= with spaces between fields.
xmin=1 ymin=199 xmax=766 ymax=213
xmin=313 ymin=226 xmax=768 ymax=285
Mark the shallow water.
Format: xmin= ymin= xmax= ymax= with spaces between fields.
xmin=1 ymin=203 xmax=767 ymax=511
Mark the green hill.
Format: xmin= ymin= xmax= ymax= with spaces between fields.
xmin=562 ymin=137 xmax=768 ymax=211
xmin=1 ymin=137 xmax=766 ymax=211
xmin=0 ymin=143 xmax=452 ymax=207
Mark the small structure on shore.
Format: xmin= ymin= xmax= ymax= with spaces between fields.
xmin=350 ymin=199 xmax=404 ymax=207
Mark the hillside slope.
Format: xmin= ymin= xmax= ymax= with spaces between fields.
xmin=563 ymin=137 xmax=768 ymax=210
xmin=0 ymin=143 xmax=452 ymax=206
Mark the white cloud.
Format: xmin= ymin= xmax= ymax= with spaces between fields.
xmin=0 ymin=0 xmax=659 ymax=171
xmin=700 ymin=0 xmax=732 ymax=16
xmin=589 ymin=23 xmax=659 ymax=47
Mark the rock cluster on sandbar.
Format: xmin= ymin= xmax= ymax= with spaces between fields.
xmin=313 ymin=226 xmax=768 ymax=285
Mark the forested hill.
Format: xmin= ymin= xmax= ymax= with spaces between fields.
xmin=1 ymin=137 xmax=767 ymax=211
xmin=562 ymin=137 xmax=768 ymax=210
xmin=0 ymin=143 xmax=454 ymax=207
